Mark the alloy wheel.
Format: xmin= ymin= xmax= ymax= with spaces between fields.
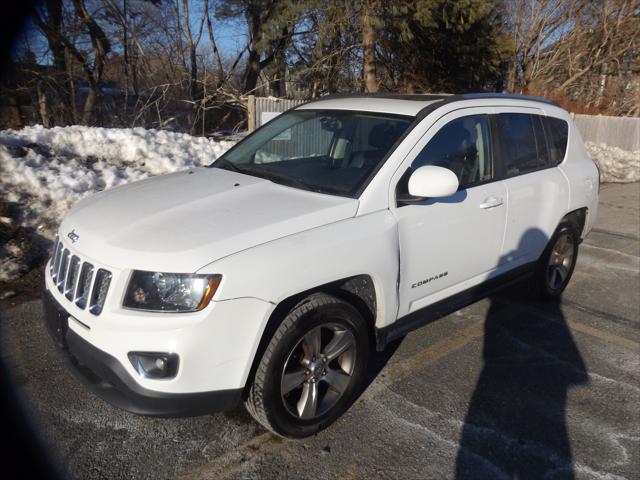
xmin=280 ymin=323 xmax=357 ymax=419
xmin=547 ymin=232 xmax=575 ymax=291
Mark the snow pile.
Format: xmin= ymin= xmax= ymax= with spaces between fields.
xmin=0 ymin=251 xmax=22 ymax=282
xmin=0 ymin=125 xmax=235 ymax=230
xmin=0 ymin=125 xmax=235 ymax=281
xmin=585 ymin=142 xmax=640 ymax=183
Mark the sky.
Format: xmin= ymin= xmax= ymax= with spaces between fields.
xmin=188 ymin=1 xmax=247 ymax=58
xmin=13 ymin=0 xmax=249 ymax=65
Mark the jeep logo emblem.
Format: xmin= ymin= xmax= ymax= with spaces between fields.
xmin=67 ymin=229 xmax=79 ymax=243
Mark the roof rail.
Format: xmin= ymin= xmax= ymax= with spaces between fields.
xmin=460 ymin=92 xmax=558 ymax=106
xmin=293 ymin=92 xmax=561 ymax=124
xmin=298 ymin=91 xmax=558 ymax=109
xmin=300 ymin=92 xmax=453 ymax=105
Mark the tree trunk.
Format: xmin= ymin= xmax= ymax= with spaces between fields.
xmin=205 ymin=0 xmax=225 ymax=87
xmin=506 ymin=55 xmax=518 ymax=92
xmin=82 ymin=85 xmax=98 ymax=125
xmin=37 ymin=82 xmax=50 ymax=127
xmin=181 ymin=0 xmax=197 ymax=130
xmin=244 ymin=49 xmax=261 ymax=94
xmin=272 ymin=52 xmax=287 ymax=97
xmin=64 ymin=48 xmax=78 ymax=124
xmin=122 ymin=0 xmax=129 ymax=122
xmin=43 ymin=0 xmax=74 ymax=124
xmin=244 ymin=5 xmax=262 ymax=94
xmin=362 ymin=2 xmax=378 ymax=93
xmin=71 ymin=0 xmax=111 ymax=125
xmin=596 ymin=62 xmax=608 ymax=107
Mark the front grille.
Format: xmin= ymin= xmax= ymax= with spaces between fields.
xmin=50 ymin=235 xmax=112 ymax=316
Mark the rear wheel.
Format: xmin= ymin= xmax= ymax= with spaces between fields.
xmin=533 ymin=221 xmax=579 ymax=299
xmin=245 ymin=293 xmax=370 ymax=438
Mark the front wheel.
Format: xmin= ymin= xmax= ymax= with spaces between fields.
xmin=533 ymin=221 xmax=580 ymax=299
xmin=245 ymin=293 xmax=370 ymax=438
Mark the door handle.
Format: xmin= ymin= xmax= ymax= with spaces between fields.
xmin=479 ymin=197 xmax=504 ymax=209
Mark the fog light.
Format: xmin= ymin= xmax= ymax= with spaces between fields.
xmin=128 ymin=352 xmax=179 ymax=379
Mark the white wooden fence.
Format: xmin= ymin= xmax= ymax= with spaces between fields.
xmin=246 ymin=95 xmax=305 ymax=132
xmin=572 ymin=114 xmax=639 ymax=151
xmin=247 ymin=96 xmax=640 ymax=151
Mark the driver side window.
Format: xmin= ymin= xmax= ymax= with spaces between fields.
xmin=399 ymin=114 xmax=493 ymax=194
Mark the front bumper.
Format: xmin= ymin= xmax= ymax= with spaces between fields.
xmin=43 ymin=289 xmax=243 ymax=416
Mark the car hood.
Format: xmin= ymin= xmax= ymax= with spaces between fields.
xmin=60 ymin=167 xmax=359 ymax=272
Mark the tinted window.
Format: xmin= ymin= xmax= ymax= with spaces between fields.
xmin=496 ymin=113 xmax=548 ymax=175
xmin=546 ymin=117 xmax=569 ymax=165
xmin=410 ymin=114 xmax=493 ymax=188
xmin=533 ymin=115 xmax=551 ymax=166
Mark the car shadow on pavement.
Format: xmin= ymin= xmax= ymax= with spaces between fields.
xmin=366 ymin=336 xmax=404 ymax=387
xmin=454 ymin=282 xmax=589 ymax=479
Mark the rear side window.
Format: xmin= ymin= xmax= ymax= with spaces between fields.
xmin=532 ymin=115 xmax=550 ymax=166
xmin=496 ymin=113 xmax=548 ymax=176
xmin=545 ymin=117 xmax=569 ymax=165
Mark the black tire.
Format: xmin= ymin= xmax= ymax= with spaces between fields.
xmin=532 ymin=221 xmax=580 ymax=300
xmin=245 ymin=293 xmax=370 ymax=438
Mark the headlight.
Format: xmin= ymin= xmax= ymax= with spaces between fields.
xmin=123 ymin=271 xmax=222 ymax=312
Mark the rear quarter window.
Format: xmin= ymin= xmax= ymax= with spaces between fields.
xmin=496 ymin=113 xmax=548 ymax=176
xmin=545 ymin=117 xmax=569 ymax=165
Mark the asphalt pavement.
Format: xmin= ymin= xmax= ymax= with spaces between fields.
xmin=1 ymin=183 xmax=638 ymax=480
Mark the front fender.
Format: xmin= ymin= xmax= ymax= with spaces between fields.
xmin=198 ymin=210 xmax=399 ymax=329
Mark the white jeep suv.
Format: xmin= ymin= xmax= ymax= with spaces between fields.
xmin=44 ymin=93 xmax=599 ymax=437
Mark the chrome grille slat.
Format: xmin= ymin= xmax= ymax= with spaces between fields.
xmin=48 ymin=236 xmax=111 ymax=316
xmin=57 ymin=249 xmax=70 ymax=293
xmin=50 ymin=236 xmax=59 ymax=277
xmin=75 ymin=262 xmax=94 ymax=310
xmin=53 ymin=240 xmax=63 ymax=280
xmin=89 ymin=269 xmax=112 ymax=315
xmin=65 ymin=256 xmax=81 ymax=300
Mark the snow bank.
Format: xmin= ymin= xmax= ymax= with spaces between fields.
xmin=0 ymin=125 xmax=234 ymax=281
xmin=0 ymin=125 xmax=234 ymax=231
xmin=585 ymin=142 xmax=640 ymax=183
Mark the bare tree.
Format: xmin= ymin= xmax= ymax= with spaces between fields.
xmin=69 ymin=0 xmax=111 ymax=124
xmin=501 ymin=0 xmax=639 ymax=115
xmin=362 ymin=0 xmax=378 ymax=92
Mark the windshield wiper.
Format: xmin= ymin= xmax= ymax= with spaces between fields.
xmin=250 ymin=167 xmax=313 ymax=191
xmin=213 ymin=158 xmax=245 ymax=173
xmin=214 ymin=160 xmax=318 ymax=193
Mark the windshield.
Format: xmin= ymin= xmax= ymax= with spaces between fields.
xmin=211 ymin=109 xmax=412 ymax=197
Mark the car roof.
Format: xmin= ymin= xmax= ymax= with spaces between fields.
xmin=296 ymin=93 xmax=559 ymax=117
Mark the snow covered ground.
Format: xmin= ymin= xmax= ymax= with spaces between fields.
xmin=1 ymin=125 xmax=639 ymax=283
xmin=0 ymin=125 xmax=234 ymax=281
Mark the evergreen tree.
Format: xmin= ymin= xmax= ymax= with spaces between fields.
xmin=381 ymin=0 xmax=511 ymax=92
xmin=287 ymin=0 xmax=510 ymax=94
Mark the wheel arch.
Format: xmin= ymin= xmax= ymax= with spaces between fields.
xmin=241 ymin=274 xmax=377 ymax=399
xmin=561 ymin=207 xmax=588 ymax=239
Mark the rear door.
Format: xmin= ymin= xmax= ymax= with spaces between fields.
xmin=493 ymin=108 xmax=569 ymax=267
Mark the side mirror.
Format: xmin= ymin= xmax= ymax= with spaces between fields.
xmin=408 ymin=165 xmax=459 ymax=199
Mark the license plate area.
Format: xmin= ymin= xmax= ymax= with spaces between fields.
xmin=44 ymin=291 xmax=70 ymax=349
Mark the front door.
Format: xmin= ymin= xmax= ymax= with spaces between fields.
xmin=393 ymin=109 xmax=507 ymax=317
